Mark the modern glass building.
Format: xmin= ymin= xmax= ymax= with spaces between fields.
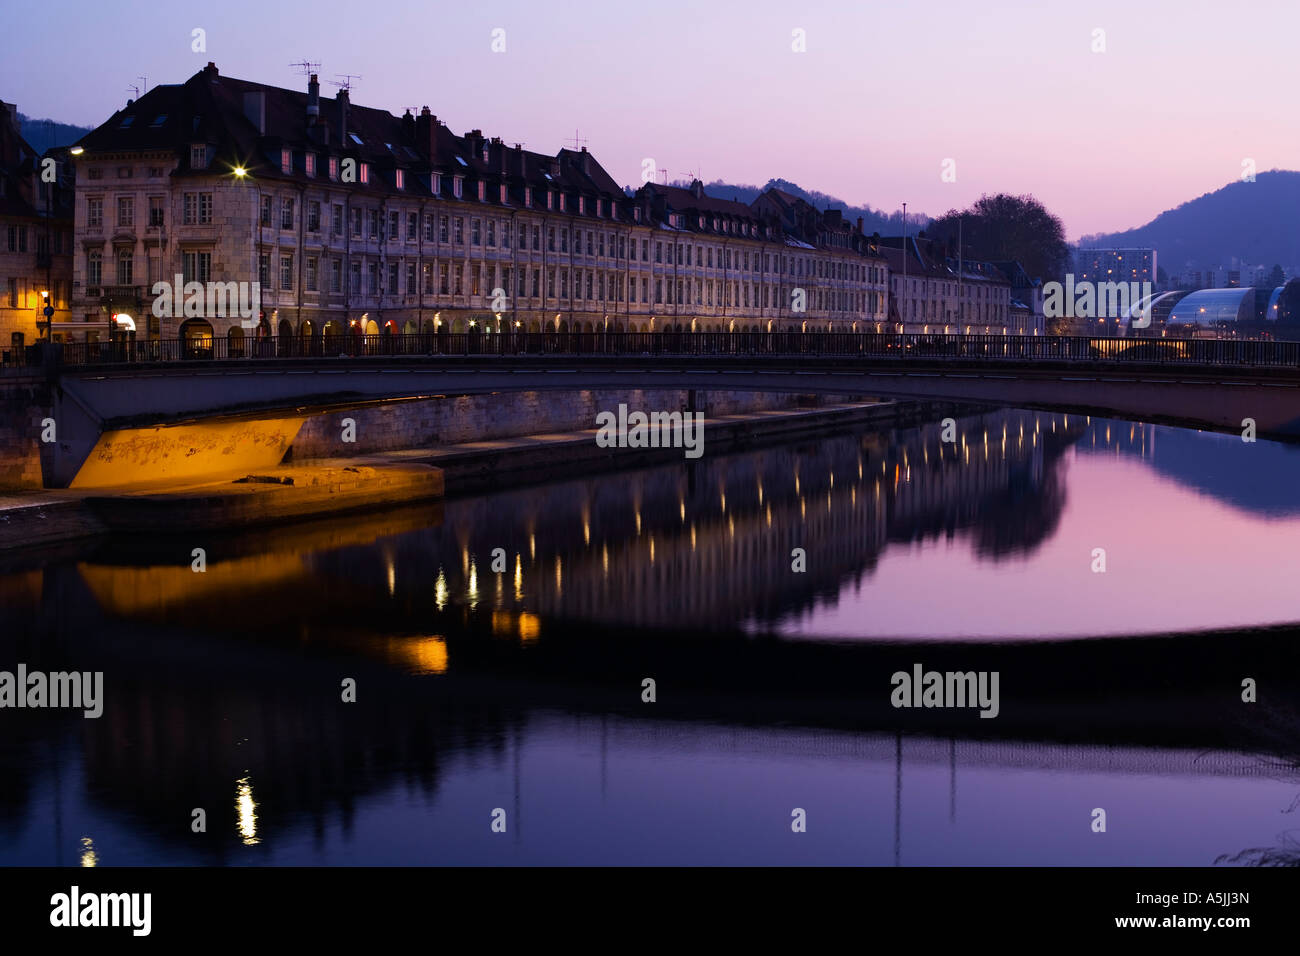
xmin=1165 ymin=287 xmax=1256 ymax=330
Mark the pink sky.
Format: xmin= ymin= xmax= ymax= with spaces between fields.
xmin=5 ymin=0 xmax=1298 ymax=239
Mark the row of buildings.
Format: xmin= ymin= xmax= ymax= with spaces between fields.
xmin=2 ymin=63 xmax=1040 ymax=357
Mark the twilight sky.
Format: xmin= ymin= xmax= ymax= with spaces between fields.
xmin=5 ymin=0 xmax=1297 ymax=239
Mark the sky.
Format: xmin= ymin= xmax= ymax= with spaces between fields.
xmin=4 ymin=0 xmax=1297 ymax=240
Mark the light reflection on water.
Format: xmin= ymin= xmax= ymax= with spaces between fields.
xmin=1 ymin=408 xmax=1299 ymax=866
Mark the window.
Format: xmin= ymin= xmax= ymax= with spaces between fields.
xmin=116 ymin=248 xmax=133 ymax=285
xmin=190 ymin=145 xmax=208 ymax=169
xmin=406 ymin=262 xmax=415 ymax=294
xmin=395 ymin=169 xmax=405 ymax=190
xmin=389 ymin=211 xmax=400 ymax=239
xmin=454 ymin=177 xmax=464 ymax=199
xmin=88 ymin=168 xmax=103 ymax=181
xmin=305 ymin=154 xmax=316 ymax=178
xmin=306 ymin=257 xmax=318 ymax=291
xmin=149 ymin=197 xmax=164 ymax=228
xmin=331 ymin=258 xmax=342 ymax=293
xmin=308 ymin=201 xmax=321 ymax=232
xmin=367 ymin=262 xmax=378 ymax=295
xmin=408 ymin=212 xmax=418 ymax=241
xmin=523 ymin=186 xmax=531 ymax=207
xmin=117 ymin=196 xmax=134 ymax=228
xmin=487 ymin=220 xmax=496 ymax=247
xmin=87 ymin=249 xmax=102 ymax=286
xmin=332 ymin=204 xmax=343 ymax=236
xmin=329 ymin=157 xmax=339 ymax=180
xmin=471 ymin=219 xmax=481 ymax=245
xmin=87 ymin=198 xmax=103 ymax=229
xmin=359 ymin=163 xmax=369 ymax=184
xmin=281 ymin=197 xmax=294 ymax=230
xmin=423 ymin=214 xmax=433 ymax=242
xmin=388 ymin=262 xmax=399 ymax=294
xmin=477 ymin=181 xmax=485 ymax=201
xmin=281 ymin=149 xmax=292 ymax=174
xmin=260 ymin=195 xmax=272 ymax=227
xmin=454 ymin=218 xmax=464 ymax=244
xmin=440 ymin=216 xmax=449 ymax=243
xmin=368 ymin=209 xmax=379 ymax=239
xmin=260 ymin=254 xmax=271 ymax=287
xmin=182 ymin=250 xmax=211 ymax=283
xmin=280 ymin=255 xmax=293 ymax=290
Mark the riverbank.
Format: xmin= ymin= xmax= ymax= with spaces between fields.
xmin=0 ymin=398 xmax=972 ymax=550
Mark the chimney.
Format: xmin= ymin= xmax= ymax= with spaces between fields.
xmin=856 ymin=216 xmax=864 ymax=235
xmin=401 ymin=109 xmax=415 ymax=143
xmin=690 ymin=179 xmax=704 ymax=200
xmin=514 ymin=144 xmax=526 ymax=178
xmin=338 ymin=87 xmax=349 ymax=144
xmin=242 ymin=90 xmax=266 ymax=135
xmin=204 ymin=62 xmax=219 ymax=81
xmin=416 ymin=106 xmax=437 ymax=161
xmin=494 ymin=137 xmax=507 ymax=176
xmin=306 ymin=74 xmax=320 ymax=120
xmin=579 ymin=145 xmax=591 ymax=176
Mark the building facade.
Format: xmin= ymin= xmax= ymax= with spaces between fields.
xmin=0 ymin=101 xmax=74 ymax=356
xmin=1074 ymin=247 xmax=1157 ymax=287
xmin=68 ymin=64 xmax=892 ymax=350
xmin=881 ymin=235 xmax=1014 ymax=334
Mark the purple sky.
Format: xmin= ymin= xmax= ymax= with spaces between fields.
xmin=5 ymin=0 xmax=1297 ymax=239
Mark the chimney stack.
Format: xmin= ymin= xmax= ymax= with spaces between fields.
xmin=307 ymin=74 xmax=320 ymax=121
xmin=856 ymin=216 xmax=864 ymax=234
xmin=401 ymin=109 xmax=415 ymax=143
xmin=338 ymin=87 xmax=349 ymax=144
xmin=416 ymin=106 xmax=438 ymax=161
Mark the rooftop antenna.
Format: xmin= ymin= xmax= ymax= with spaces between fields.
xmin=566 ymin=128 xmax=588 ymax=151
xmin=137 ymin=76 xmax=148 ymax=93
xmin=289 ymin=60 xmax=322 ymax=77
xmin=126 ymin=81 xmax=142 ymax=101
xmin=330 ymin=73 xmax=362 ymax=92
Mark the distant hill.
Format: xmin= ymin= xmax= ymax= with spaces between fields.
xmin=1079 ymin=170 xmax=1300 ymax=271
xmin=644 ymin=177 xmax=930 ymax=235
xmin=17 ymin=113 xmax=93 ymax=154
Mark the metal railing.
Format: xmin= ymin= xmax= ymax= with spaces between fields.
xmin=7 ymin=331 xmax=1300 ymax=371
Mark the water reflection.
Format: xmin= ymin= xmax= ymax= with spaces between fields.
xmin=3 ymin=408 xmax=1300 ymax=865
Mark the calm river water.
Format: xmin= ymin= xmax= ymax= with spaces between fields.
xmin=2 ymin=408 xmax=1299 ymax=865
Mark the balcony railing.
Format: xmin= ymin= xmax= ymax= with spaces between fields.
xmin=5 ymin=331 xmax=1300 ymax=372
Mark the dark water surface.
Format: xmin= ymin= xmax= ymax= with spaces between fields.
xmin=3 ymin=408 xmax=1300 ymax=866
